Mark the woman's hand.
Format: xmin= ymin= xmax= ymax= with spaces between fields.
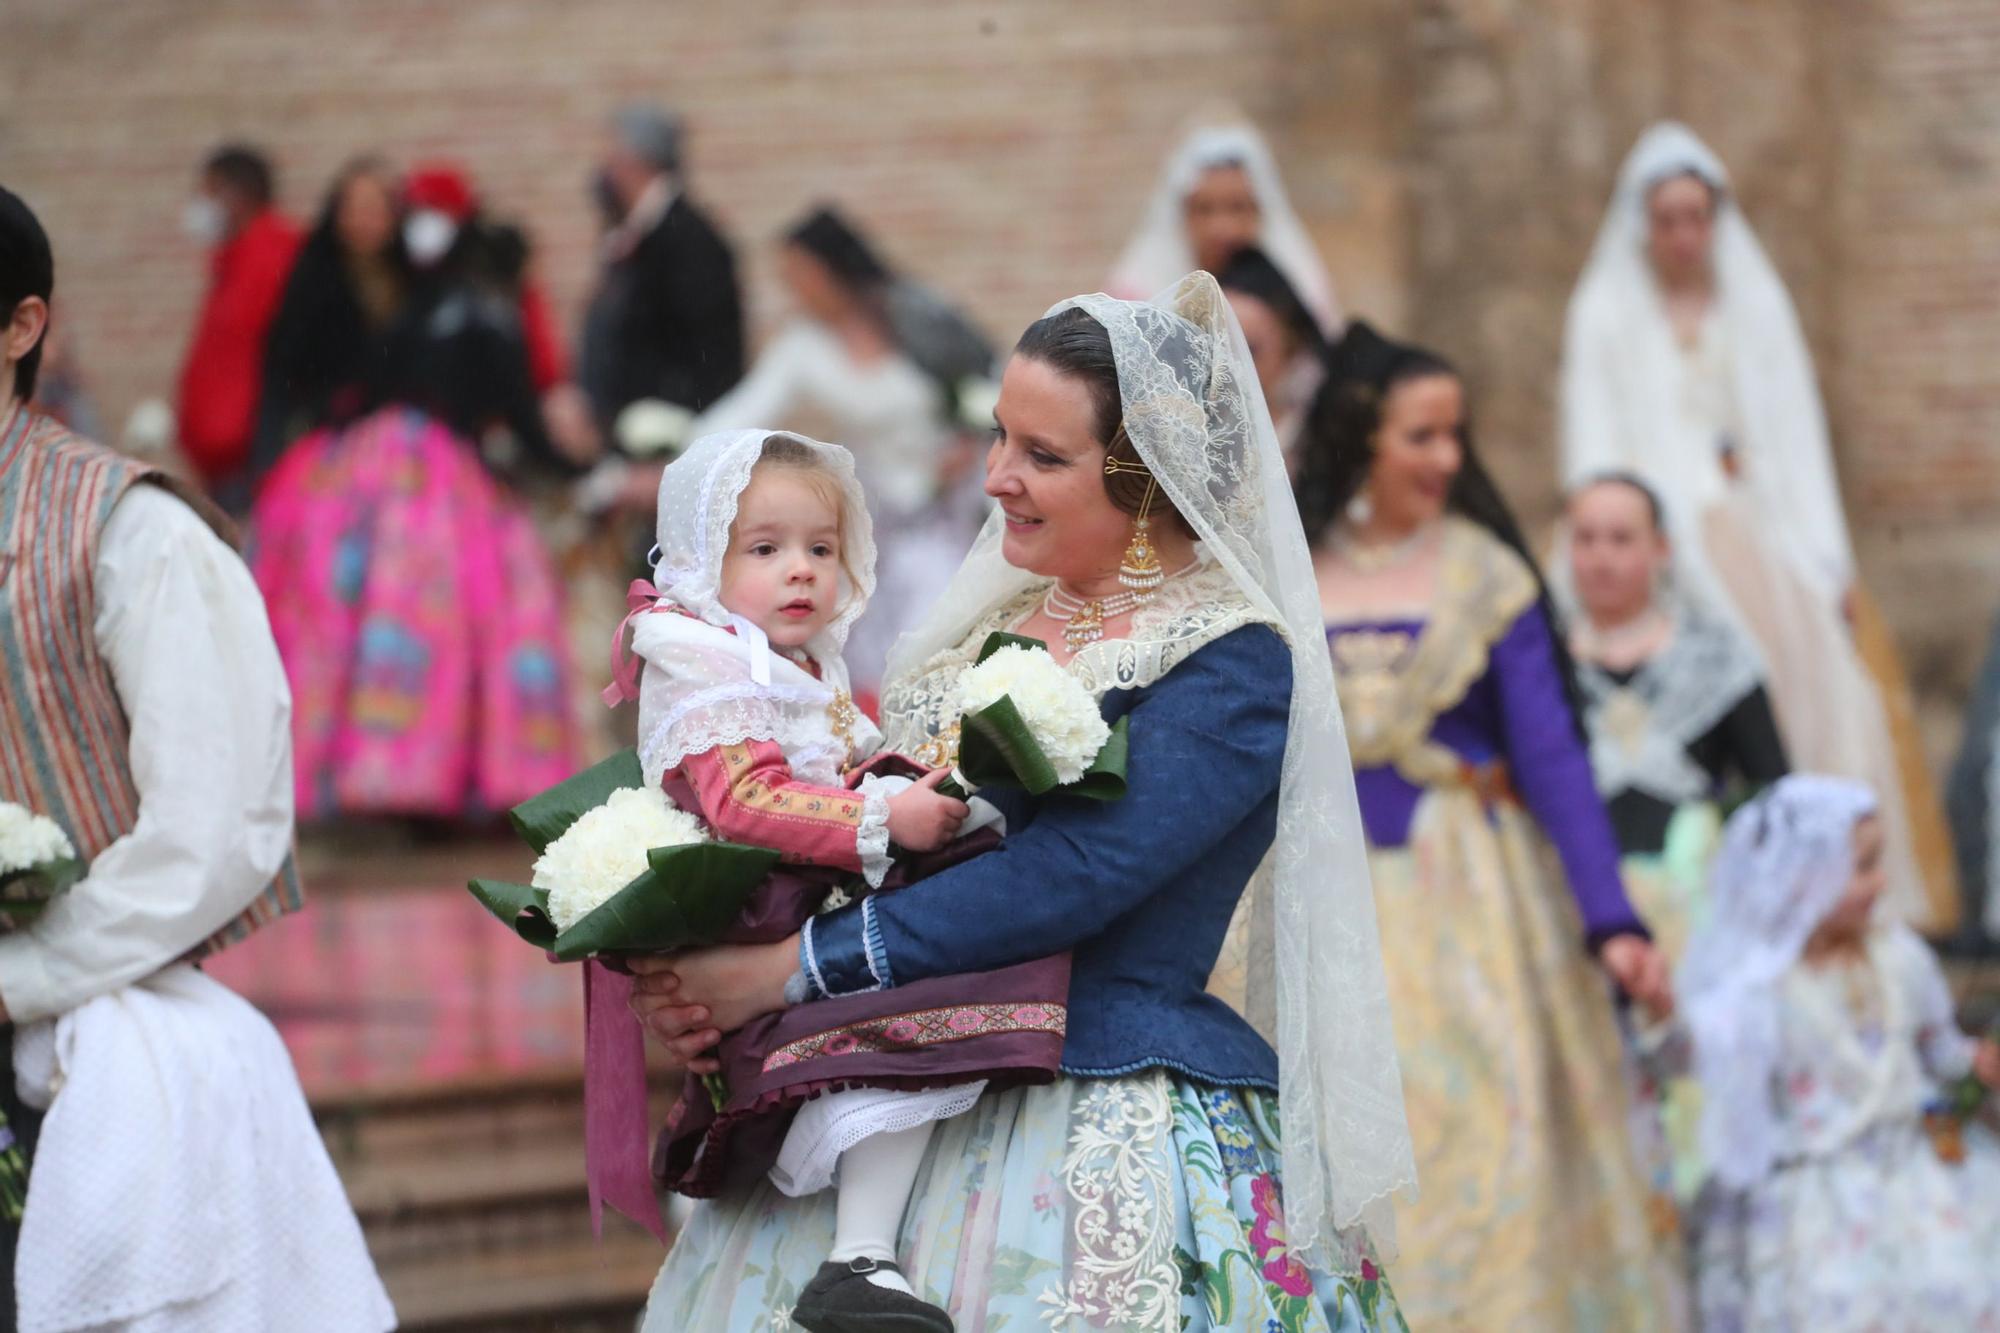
xmin=1600 ymin=933 xmax=1674 ymax=1021
xmin=1974 ymin=1037 xmax=2000 ymax=1090
xmin=886 ymin=768 xmax=969 ymax=852
xmin=626 ymin=935 xmax=800 ymax=1072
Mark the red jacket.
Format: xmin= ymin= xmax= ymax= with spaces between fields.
xmin=176 ymin=209 xmax=302 ymax=484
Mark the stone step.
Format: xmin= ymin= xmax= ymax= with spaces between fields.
xmin=312 ymin=1070 xmax=674 ymax=1330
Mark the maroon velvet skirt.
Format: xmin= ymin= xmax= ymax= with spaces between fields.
xmin=652 ymin=771 xmax=1071 ymax=1198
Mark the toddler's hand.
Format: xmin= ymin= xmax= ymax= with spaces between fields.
xmin=886 ymin=768 xmax=969 ymax=852
xmin=1974 ymin=1038 xmax=2000 ymax=1090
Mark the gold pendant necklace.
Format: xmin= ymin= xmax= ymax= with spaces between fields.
xmin=1043 ymin=584 xmax=1146 ymax=653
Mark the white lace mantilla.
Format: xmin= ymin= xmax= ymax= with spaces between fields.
xmin=880 ymin=556 xmax=1274 ymax=755
xmin=1577 ymin=605 xmax=1764 ymax=806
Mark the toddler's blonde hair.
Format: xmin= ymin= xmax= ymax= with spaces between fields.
xmin=731 ymin=434 xmax=864 ymax=604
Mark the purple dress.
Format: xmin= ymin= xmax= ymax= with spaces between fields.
xmin=1334 ymin=603 xmax=1645 ymax=947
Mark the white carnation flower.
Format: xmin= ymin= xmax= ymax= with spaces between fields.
xmin=954 ymin=376 xmax=1002 ymax=433
xmin=0 ymin=801 xmax=76 ymax=876
xmin=532 ymin=786 xmax=707 ymax=933
xmin=614 ymin=398 xmax=695 ymax=459
xmin=955 ymin=645 xmax=1111 ymax=786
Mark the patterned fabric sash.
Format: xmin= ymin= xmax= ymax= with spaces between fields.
xmin=0 ymin=405 xmax=300 ymax=958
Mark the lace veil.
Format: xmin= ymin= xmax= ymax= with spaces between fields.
xmin=1107 ymin=121 xmax=1342 ymax=335
xmin=1679 ymin=774 xmax=1879 ymax=1190
xmin=633 ymin=428 xmax=883 ymax=789
xmin=884 ymin=274 xmax=1413 ymax=1269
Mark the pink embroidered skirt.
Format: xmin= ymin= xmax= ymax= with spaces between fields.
xmin=248 ymin=407 xmax=579 ymax=819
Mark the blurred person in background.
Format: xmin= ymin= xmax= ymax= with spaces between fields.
xmin=1218 ymin=244 xmax=1327 ymax=470
xmin=176 ymin=143 xmax=301 ymax=511
xmin=248 ymin=155 xmax=408 ymax=490
xmin=1108 ymin=119 xmax=1342 ymax=335
xmin=1948 ymin=610 xmax=2000 ymax=947
xmin=578 ymin=103 xmax=744 ymax=443
xmin=1300 ymin=321 xmax=1685 ymax=1329
xmin=1562 ymin=121 xmax=1960 ymax=936
xmin=679 ymin=204 xmax=995 ymax=698
xmin=247 ymin=161 xmax=579 ymax=826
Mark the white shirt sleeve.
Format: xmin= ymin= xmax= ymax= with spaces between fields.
xmin=690 ymin=324 xmax=811 ymax=435
xmin=0 ymin=485 xmax=295 ymax=1023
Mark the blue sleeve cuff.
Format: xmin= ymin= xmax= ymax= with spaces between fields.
xmin=797 ymin=897 xmax=893 ymax=997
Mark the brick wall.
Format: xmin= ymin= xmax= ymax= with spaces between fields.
xmin=2 ymin=0 xmax=1996 ymax=736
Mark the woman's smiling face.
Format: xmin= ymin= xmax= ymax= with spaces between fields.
xmin=984 ymin=354 xmax=1132 ymax=585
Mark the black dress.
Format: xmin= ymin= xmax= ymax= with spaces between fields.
xmin=1577 ymin=607 xmax=1790 ymax=857
xmin=579 ymin=195 xmax=745 ymax=430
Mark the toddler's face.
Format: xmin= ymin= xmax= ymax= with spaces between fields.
xmin=1819 ymin=814 xmax=1886 ymax=940
xmin=718 ymin=466 xmax=844 ymax=651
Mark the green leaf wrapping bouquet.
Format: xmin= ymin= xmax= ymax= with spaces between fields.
xmin=0 ymin=801 xmax=83 ymax=933
xmin=468 ymin=749 xmax=780 ymax=962
xmin=940 ymin=632 xmax=1129 ymax=801
xmin=0 ymin=800 xmax=80 ymax=1219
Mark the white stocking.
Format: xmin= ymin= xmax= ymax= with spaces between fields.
xmin=827 ymin=1122 xmax=935 ymax=1297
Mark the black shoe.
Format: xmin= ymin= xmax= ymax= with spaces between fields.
xmin=789 ymin=1257 xmax=956 ymax=1332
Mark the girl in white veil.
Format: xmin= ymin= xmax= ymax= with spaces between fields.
xmin=1560 ymin=122 xmax=1960 ymax=934
xmin=1681 ymin=775 xmax=2000 ymax=1330
xmin=1108 ymin=121 xmax=1342 ymax=335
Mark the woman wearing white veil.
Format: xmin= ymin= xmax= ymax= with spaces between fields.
xmin=1560 ymin=121 xmax=1959 ymax=933
xmin=1109 ymin=121 xmax=1342 ymax=336
xmin=628 ymin=274 xmax=1413 ymax=1330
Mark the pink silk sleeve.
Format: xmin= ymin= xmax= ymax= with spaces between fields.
xmin=677 ymin=740 xmax=867 ymax=873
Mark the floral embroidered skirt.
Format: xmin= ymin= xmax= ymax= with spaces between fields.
xmin=248 ymin=407 xmax=578 ymax=820
xmin=1368 ymin=789 xmax=1686 ymax=1331
xmin=1693 ymin=1120 xmax=2000 ymax=1332
xmin=641 ymin=1070 xmax=1407 ymax=1332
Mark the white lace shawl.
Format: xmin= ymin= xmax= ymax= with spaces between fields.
xmin=1577 ymin=604 xmax=1767 ymax=806
xmin=882 ymin=276 xmax=1413 ymax=1273
xmin=1679 ymin=775 xmax=1881 ymax=1190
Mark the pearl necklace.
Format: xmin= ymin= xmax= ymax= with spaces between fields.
xmin=1332 ymin=521 xmax=1438 ymax=573
xmin=1043 ymin=583 xmax=1150 ymax=653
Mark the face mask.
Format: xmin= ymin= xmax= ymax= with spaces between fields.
xmin=403 ymin=209 xmax=459 ymax=267
xmin=181 ymin=196 xmax=226 ymax=245
xmin=591 ymin=168 xmax=627 ymax=227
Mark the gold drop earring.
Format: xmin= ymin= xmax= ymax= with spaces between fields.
xmin=1106 ymin=456 xmax=1164 ymax=602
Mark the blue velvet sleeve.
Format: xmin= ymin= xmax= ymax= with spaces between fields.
xmin=801 ymin=624 xmax=1292 ymax=996
xmin=1491 ymin=604 xmax=1648 ymax=947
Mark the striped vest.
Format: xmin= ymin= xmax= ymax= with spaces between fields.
xmin=0 ymin=403 xmax=301 ymax=957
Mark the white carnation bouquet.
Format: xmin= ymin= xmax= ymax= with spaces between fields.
xmin=940 ymin=633 xmax=1129 ymax=800
xmin=0 ymin=801 xmax=83 ymax=931
xmin=469 ymin=750 xmax=780 ymax=962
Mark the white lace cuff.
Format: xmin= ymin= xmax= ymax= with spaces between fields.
xmin=855 ymin=773 xmax=895 ymax=889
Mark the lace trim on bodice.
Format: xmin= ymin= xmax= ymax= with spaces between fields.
xmin=878 ymin=557 xmax=1277 ymax=755
xmin=1326 ymin=516 xmax=1539 ymax=787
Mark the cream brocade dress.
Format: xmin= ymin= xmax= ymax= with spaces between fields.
xmin=1327 ymin=519 xmax=1685 ymax=1331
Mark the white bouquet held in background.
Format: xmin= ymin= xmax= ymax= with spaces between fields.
xmin=0 ymin=800 xmax=82 ymax=930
